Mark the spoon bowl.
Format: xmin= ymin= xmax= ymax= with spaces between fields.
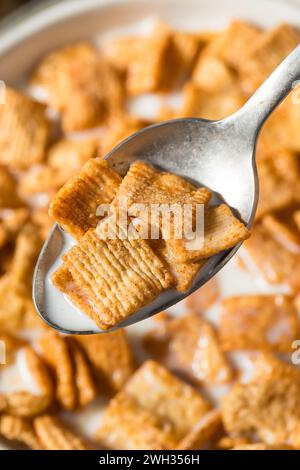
xmin=33 ymin=43 xmax=300 ymax=334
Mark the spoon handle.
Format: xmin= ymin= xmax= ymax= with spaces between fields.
xmin=229 ymin=43 xmax=300 ymax=135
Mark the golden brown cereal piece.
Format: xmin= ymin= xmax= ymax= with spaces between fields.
xmin=220 ymin=295 xmax=299 ymax=352
xmin=31 ymin=207 xmax=53 ymax=241
xmin=243 ymin=224 xmax=300 ymax=291
xmin=186 ymin=277 xmax=220 ymax=312
xmin=150 ymin=239 xmax=204 ymax=292
xmin=34 ymin=415 xmax=90 ymax=450
xmin=123 ymin=360 xmax=211 ymax=440
xmin=48 ymin=139 xmax=98 ymax=179
xmin=31 ymin=43 xmax=124 ymax=132
xmin=4 ymin=392 xmax=51 ymax=418
xmin=178 ymin=410 xmax=223 ymax=450
xmin=0 ymin=275 xmax=27 ymax=331
xmin=241 ymin=24 xmax=300 ymax=93
xmin=192 ymin=55 xmax=235 ymax=92
xmin=144 ymin=314 xmax=233 ymax=385
xmin=105 ymin=32 xmax=170 ymax=95
xmin=74 ymin=330 xmax=136 ymax=394
xmin=66 ymin=339 xmax=97 ymax=408
xmin=24 ymin=347 xmax=54 ymax=398
xmin=39 ymin=331 xmax=77 ymax=411
xmin=262 ymin=211 xmax=300 ymax=252
xmin=258 ymin=95 xmax=300 ymax=153
xmin=257 ymin=157 xmax=296 ymax=219
xmin=157 ymin=27 xmax=202 ymax=89
xmin=0 ymin=167 xmax=21 ymax=208
xmin=114 ymin=160 xmax=211 ymax=207
xmin=168 ymin=205 xmax=250 ymax=263
xmin=10 ymin=223 xmax=43 ymax=297
xmin=96 ymin=393 xmax=177 ymax=450
xmin=180 ymin=82 xmax=245 ymax=120
xmin=100 ymin=116 xmax=146 ymax=157
xmin=53 ymin=222 xmax=174 ymax=329
xmin=0 ymin=88 xmax=49 ymax=169
xmin=0 ymin=208 xmax=29 ymax=240
xmin=0 ymin=414 xmax=42 ymax=450
xmin=0 ymin=333 xmax=27 ymax=365
xmin=221 ymin=353 xmax=300 ymax=447
xmin=113 ymin=161 xmax=211 ymax=260
xmin=205 ymin=21 xmax=262 ymax=71
xmin=49 ymin=158 xmax=122 ymax=240
xmin=18 ymin=165 xmax=63 ymax=198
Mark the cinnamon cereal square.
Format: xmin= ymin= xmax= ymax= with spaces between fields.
xmin=96 ymin=393 xmax=177 ymax=450
xmin=31 ymin=42 xmax=124 ymax=131
xmin=52 ymin=222 xmax=173 ymax=329
xmin=74 ymin=330 xmax=136 ymax=394
xmin=144 ymin=313 xmax=233 ymax=385
xmin=123 ymin=360 xmax=211 ymax=440
xmin=0 ymin=88 xmax=49 ymax=169
xmin=221 ymin=353 xmax=300 ymax=447
xmin=240 ymin=24 xmax=300 ymax=93
xmin=220 ymin=295 xmax=299 ymax=352
xmin=104 ymin=31 xmax=170 ymax=95
xmin=180 ymin=82 xmax=245 ymax=120
xmin=49 ymin=158 xmax=122 ymax=240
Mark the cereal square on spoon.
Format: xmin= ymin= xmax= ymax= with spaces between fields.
xmin=52 ymin=219 xmax=174 ymax=330
xmin=49 ymin=158 xmax=122 ymax=240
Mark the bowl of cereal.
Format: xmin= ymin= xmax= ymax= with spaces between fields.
xmin=0 ymin=0 xmax=300 ymax=451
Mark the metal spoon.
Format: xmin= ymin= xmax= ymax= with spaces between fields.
xmin=33 ymin=44 xmax=300 ymax=334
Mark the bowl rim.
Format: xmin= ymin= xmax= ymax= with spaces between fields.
xmin=0 ymin=0 xmax=299 ymax=56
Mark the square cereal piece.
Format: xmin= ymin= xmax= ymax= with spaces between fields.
xmin=192 ymin=55 xmax=235 ymax=92
xmin=205 ymin=21 xmax=262 ymax=71
xmin=221 ymin=353 xmax=300 ymax=447
xmin=48 ymin=139 xmax=98 ymax=181
xmin=242 ymin=223 xmax=300 ymax=291
xmin=240 ymin=24 xmax=300 ymax=93
xmin=186 ymin=277 xmax=220 ymax=312
xmin=150 ymin=238 xmax=204 ymax=292
xmin=100 ymin=116 xmax=147 ymax=157
xmin=178 ymin=409 xmax=223 ymax=450
xmin=256 ymin=156 xmax=296 ymax=219
xmin=0 ymin=88 xmax=49 ymax=170
xmin=113 ymin=160 xmax=211 ymax=254
xmin=258 ymin=95 xmax=300 ymax=153
xmin=34 ymin=415 xmax=90 ymax=450
xmin=104 ymin=31 xmax=171 ymax=95
xmin=31 ymin=42 xmax=124 ymax=132
xmin=262 ymin=210 xmax=300 ymax=252
xmin=74 ymin=330 xmax=136 ymax=394
xmin=167 ymin=204 xmax=250 ymax=263
xmin=49 ymin=158 xmax=122 ymax=240
xmin=0 ymin=167 xmax=22 ymax=208
xmin=52 ymin=222 xmax=174 ymax=330
xmin=114 ymin=160 xmax=211 ymax=207
xmin=123 ymin=360 xmax=211 ymax=441
xmin=156 ymin=26 xmax=203 ymax=89
xmin=220 ymin=295 xmax=299 ymax=352
xmin=180 ymin=82 xmax=245 ymax=120
xmin=143 ymin=314 xmax=233 ymax=385
xmin=96 ymin=393 xmax=177 ymax=450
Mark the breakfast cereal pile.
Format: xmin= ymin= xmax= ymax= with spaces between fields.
xmin=0 ymin=20 xmax=300 ymax=450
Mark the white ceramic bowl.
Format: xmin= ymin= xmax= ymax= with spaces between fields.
xmin=0 ymin=0 xmax=300 ymax=451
